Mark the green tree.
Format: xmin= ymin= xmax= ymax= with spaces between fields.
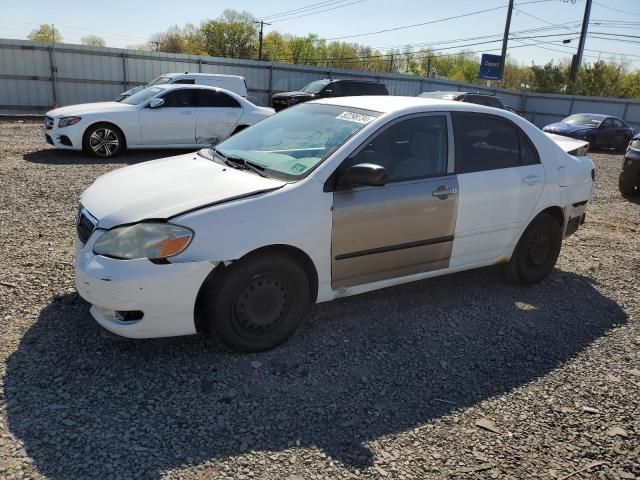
xmin=81 ymin=35 xmax=106 ymax=47
xmin=575 ymin=60 xmax=630 ymax=98
xmin=529 ymin=61 xmax=569 ymax=93
xmin=201 ymin=10 xmax=257 ymax=58
xmin=28 ymin=24 xmax=62 ymax=43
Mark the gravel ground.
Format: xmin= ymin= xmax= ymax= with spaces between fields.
xmin=0 ymin=119 xmax=638 ymax=480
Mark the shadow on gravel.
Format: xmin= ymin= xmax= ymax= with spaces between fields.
xmin=5 ymin=267 xmax=626 ymax=478
xmin=23 ymin=147 xmax=195 ymax=165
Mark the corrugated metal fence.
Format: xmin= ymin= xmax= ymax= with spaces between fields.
xmin=2 ymin=38 xmax=640 ymax=129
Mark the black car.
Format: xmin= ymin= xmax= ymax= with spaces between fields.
xmin=271 ymin=79 xmax=389 ymax=111
xmin=543 ymin=114 xmax=636 ymax=152
xmin=620 ymin=134 xmax=640 ymax=196
xmin=418 ymin=91 xmax=512 ymax=111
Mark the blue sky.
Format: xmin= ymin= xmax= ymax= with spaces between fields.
xmin=2 ymin=0 xmax=640 ymax=66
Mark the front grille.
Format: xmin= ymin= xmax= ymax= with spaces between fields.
xmin=77 ymin=208 xmax=97 ymax=245
xmin=44 ymin=116 xmax=54 ymax=130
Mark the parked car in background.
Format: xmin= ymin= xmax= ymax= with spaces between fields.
xmin=542 ymin=113 xmax=636 ymax=152
xmin=619 ymin=134 xmax=640 ymax=196
xmin=117 ymin=73 xmax=248 ymax=101
xmin=75 ymin=96 xmax=594 ymax=352
xmin=44 ymin=85 xmax=274 ymax=158
xmin=271 ymin=79 xmax=388 ymax=111
xmin=418 ymin=91 xmax=514 ymax=111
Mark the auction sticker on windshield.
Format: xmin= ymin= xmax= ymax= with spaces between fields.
xmin=336 ymin=112 xmax=377 ymax=124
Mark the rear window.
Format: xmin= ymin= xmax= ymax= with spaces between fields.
xmin=452 ymin=113 xmax=539 ymax=173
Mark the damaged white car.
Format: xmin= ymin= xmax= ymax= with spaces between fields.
xmin=75 ymin=96 xmax=595 ymax=351
xmin=44 ymin=85 xmax=274 ymax=158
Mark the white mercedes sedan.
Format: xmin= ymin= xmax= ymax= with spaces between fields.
xmin=43 ymin=85 xmax=274 ymax=159
xmin=75 ymin=96 xmax=595 ymax=352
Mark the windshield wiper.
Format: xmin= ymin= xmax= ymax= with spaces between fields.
xmin=213 ymin=147 xmax=268 ymax=178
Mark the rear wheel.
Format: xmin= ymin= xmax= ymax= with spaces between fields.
xmin=619 ymin=173 xmax=637 ymax=196
xmin=504 ymin=213 xmax=563 ymax=285
xmin=83 ymin=123 xmax=124 ymax=159
xmin=201 ymin=252 xmax=311 ymax=352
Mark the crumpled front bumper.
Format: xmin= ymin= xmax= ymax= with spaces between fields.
xmin=75 ymin=235 xmax=216 ymax=338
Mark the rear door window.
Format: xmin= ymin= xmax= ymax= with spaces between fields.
xmin=195 ymin=89 xmax=241 ymax=108
xmin=452 ymin=113 xmax=539 ymax=173
xmin=173 ymin=79 xmax=195 ymax=84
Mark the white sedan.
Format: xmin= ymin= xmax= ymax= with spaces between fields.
xmin=43 ymin=85 xmax=274 ymax=158
xmin=75 ymin=96 xmax=595 ymax=351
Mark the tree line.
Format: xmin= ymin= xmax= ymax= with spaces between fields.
xmin=26 ymin=11 xmax=640 ymax=99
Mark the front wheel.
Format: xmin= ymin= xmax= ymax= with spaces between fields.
xmin=83 ymin=123 xmax=124 ymax=159
xmin=504 ymin=213 xmax=563 ymax=285
xmin=201 ymin=252 xmax=311 ymax=352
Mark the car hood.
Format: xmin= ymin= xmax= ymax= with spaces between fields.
xmin=46 ymin=102 xmax=137 ymax=117
xmin=272 ymin=91 xmax=314 ymax=99
xmin=80 ymin=152 xmax=287 ymax=229
xmin=542 ymin=122 xmax=594 ymax=134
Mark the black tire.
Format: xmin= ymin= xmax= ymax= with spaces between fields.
xmin=619 ymin=173 xmax=637 ymax=196
xmin=586 ymin=135 xmax=595 ymax=151
xmin=616 ymin=136 xmax=631 ymax=154
xmin=504 ymin=213 xmax=563 ymax=285
xmin=201 ymin=252 xmax=311 ymax=352
xmin=82 ymin=123 xmax=125 ymax=159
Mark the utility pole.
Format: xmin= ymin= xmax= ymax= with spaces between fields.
xmin=499 ymin=0 xmax=514 ymax=81
xmin=254 ymin=20 xmax=271 ymax=61
xmin=569 ymin=0 xmax=593 ymax=83
xmin=389 ymin=54 xmax=394 ymax=73
xmin=426 ymin=56 xmax=431 ymax=77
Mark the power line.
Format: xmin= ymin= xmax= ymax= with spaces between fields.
xmin=260 ymin=0 xmax=353 ymax=20
xmin=269 ymin=0 xmax=367 ymax=23
xmin=325 ymin=0 xmax=556 ymax=41
xmin=593 ymin=1 xmax=640 ymax=16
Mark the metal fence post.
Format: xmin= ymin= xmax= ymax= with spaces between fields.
xmin=568 ymin=97 xmax=575 ymax=116
xmin=198 ymin=58 xmax=202 ymax=73
xmin=122 ymin=53 xmax=128 ymax=91
xmin=48 ymin=46 xmax=58 ymax=106
xmin=521 ymin=93 xmax=527 ymax=117
xmin=622 ymin=101 xmax=630 ymax=124
xmin=268 ymin=63 xmax=273 ymax=105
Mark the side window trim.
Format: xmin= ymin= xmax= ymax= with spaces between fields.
xmin=328 ymin=111 xmax=453 ymax=192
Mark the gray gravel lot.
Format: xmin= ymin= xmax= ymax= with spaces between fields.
xmin=0 ymin=119 xmax=638 ymax=480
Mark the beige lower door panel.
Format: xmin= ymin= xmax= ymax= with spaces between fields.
xmin=331 ymin=176 xmax=459 ymax=289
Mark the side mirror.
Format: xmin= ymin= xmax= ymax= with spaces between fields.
xmin=322 ymin=89 xmax=333 ymax=96
xmin=148 ymin=98 xmax=164 ymax=108
xmin=338 ymin=163 xmax=387 ymax=189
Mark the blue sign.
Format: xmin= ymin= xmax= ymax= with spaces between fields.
xmin=479 ymin=54 xmax=503 ymax=80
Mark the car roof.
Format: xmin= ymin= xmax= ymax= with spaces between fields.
xmin=567 ymin=113 xmax=608 ymax=120
xmin=312 ymin=95 xmax=507 ymax=114
xmin=161 ymin=72 xmax=244 ymax=80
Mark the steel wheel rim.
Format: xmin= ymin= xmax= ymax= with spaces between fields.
xmin=89 ymin=128 xmax=119 ymax=156
xmin=525 ymin=231 xmax=551 ymax=268
xmin=232 ymin=274 xmax=292 ymax=338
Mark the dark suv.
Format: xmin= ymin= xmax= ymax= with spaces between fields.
xmin=620 ymin=134 xmax=640 ymax=196
xmin=271 ymin=79 xmax=389 ymax=111
xmin=418 ymin=91 xmax=514 ymax=112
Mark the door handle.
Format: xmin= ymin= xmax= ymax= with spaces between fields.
xmin=432 ymin=186 xmax=458 ymax=199
xmin=522 ymin=175 xmax=541 ymax=185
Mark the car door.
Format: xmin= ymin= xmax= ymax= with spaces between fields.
xmin=194 ymin=89 xmax=243 ymax=145
xmin=139 ymin=89 xmax=195 ymax=145
xmin=449 ymin=112 xmax=544 ymax=267
xmin=612 ymin=118 xmax=629 ymax=146
xmin=596 ymin=117 xmax=615 ymax=146
xmin=331 ymin=114 xmax=458 ymax=289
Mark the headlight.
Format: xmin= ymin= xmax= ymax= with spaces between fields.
xmin=93 ymin=223 xmax=193 ymax=260
xmin=58 ymin=116 xmax=82 ymax=128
